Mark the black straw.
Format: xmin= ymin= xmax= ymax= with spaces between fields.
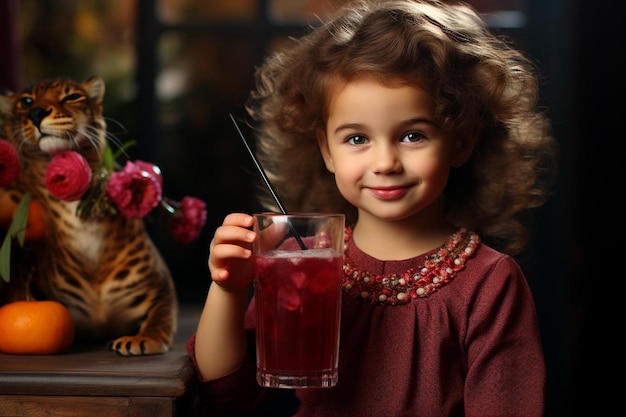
xmin=229 ymin=113 xmax=307 ymax=250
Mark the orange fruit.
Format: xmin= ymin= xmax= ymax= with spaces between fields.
xmin=22 ymin=198 xmax=46 ymax=242
xmin=0 ymin=300 xmax=75 ymax=354
xmin=0 ymin=197 xmax=46 ymax=241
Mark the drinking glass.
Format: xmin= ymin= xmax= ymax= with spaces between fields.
xmin=253 ymin=213 xmax=345 ymax=388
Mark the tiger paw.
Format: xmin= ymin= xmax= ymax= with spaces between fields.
xmin=109 ymin=336 xmax=170 ymax=356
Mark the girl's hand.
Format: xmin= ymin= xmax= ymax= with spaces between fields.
xmin=208 ymin=213 xmax=256 ymax=294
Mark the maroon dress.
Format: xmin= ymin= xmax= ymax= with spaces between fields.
xmin=187 ymin=229 xmax=546 ymax=417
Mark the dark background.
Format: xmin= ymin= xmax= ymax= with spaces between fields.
xmin=1 ymin=0 xmax=622 ymax=415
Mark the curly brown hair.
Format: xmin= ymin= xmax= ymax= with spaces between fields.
xmin=244 ymin=0 xmax=557 ymax=255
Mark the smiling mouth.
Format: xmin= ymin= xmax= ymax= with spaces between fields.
xmin=368 ymin=186 xmax=410 ymax=200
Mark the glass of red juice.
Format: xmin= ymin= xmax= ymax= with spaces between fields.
xmin=252 ymin=213 xmax=345 ymax=388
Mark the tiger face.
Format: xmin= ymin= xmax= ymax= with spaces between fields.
xmin=0 ymin=76 xmax=106 ymax=158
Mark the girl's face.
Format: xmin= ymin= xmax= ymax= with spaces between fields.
xmin=319 ymin=78 xmax=471 ymax=224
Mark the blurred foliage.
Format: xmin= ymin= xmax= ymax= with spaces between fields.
xmin=16 ymin=0 xmax=137 ymax=145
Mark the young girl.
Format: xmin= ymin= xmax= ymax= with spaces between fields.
xmin=188 ymin=0 xmax=556 ymax=415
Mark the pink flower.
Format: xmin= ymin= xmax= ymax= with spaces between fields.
xmin=106 ymin=160 xmax=162 ymax=218
xmin=45 ymin=151 xmax=92 ymax=201
xmin=168 ymin=196 xmax=207 ymax=244
xmin=0 ymin=138 xmax=21 ymax=187
xmin=134 ymin=160 xmax=163 ymax=188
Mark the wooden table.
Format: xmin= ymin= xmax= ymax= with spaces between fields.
xmin=0 ymin=343 xmax=197 ymax=417
xmin=0 ymin=306 xmax=202 ymax=417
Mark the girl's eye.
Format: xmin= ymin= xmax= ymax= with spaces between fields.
xmin=347 ymin=135 xmax=368 ymax=145
xmin=401 ymin=131 xmax=425 ymax=143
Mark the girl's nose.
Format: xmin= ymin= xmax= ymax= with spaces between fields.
xmin=371 ymin=143 xmax=402 ymax=174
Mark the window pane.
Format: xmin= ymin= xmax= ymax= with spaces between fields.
xmin=269 ymin=0 xmax=348 ymax=23
xmin=158 ymin=0 xmax=258 ymax=24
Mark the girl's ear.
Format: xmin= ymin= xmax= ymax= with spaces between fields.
xmin=317 ymin=129 xmax=336 ymax=173
xmin=450 ymin=133 xmax=477 ymax=167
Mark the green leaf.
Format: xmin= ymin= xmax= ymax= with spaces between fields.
xmin=103 ymin=142 xmax=115 ymax=172
xmin=103 ymin=139 xmax=136 ymax=172
xmin=0 ymin=232 xmax=12 ymax=282
xmin=113 ymin=139 xmax=136 ymax=161
xmin=0 ymin=192 xmax=33 ymax=282
xmin=8 ymin=192 xmax=32 ymax=247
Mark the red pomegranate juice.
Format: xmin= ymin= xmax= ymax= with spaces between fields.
xmin=254 ymin=248 xmax=342 ymax=388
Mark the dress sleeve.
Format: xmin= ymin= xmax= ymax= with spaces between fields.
xmin=185 ymin=297 xmax=276 ymax=413
xmin=464 ymin=255 xmax=546 ymax=417
xmin=185 ymin=330 xmax=267 ymax=412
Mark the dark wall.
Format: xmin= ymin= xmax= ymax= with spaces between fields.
xmin=566 ymin=0 xmax=622 ymax=415
xmin=523 ymin=0 xmax=622 ymax=415
xmin=0 ymin=0 xmax=19 ymax=91
xmin=523 ymin=1 xmax=572 ymax=416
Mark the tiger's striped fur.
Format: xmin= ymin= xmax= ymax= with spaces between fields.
xmin=0 ymin=76 xmax=177 ymax=356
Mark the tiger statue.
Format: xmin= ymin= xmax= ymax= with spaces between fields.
xmin=0 ymin=76 xmax=177 ymax=356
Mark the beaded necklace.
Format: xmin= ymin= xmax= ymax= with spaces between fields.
xmin=342 ymin=226 xmax=480 ymax=306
